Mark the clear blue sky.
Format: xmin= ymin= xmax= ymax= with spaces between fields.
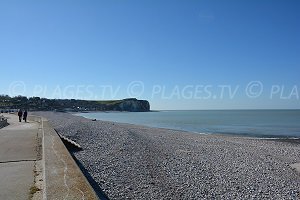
xmin=0 ymin=0 xmax=299 ymax=110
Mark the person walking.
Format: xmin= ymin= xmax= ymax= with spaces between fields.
xmin=23 ymin=110 xmax=28 ymax=122
xmin=18 ymin=109 xmax=23 ymax=122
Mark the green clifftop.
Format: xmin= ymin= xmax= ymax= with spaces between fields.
xmin=0 ymin=95 xmax=150 ymax=112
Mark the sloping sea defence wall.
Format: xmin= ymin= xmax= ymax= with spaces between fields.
xmin=27 ymin=115 xmax=100 ymax=200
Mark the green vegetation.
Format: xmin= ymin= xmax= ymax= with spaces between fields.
xmin=29 ymin=185 xmax=41 ymax=198
xmin=0 ymin=95 xmax=150 ymax=112
xmin=95 ymin=100 xmax=122 ymax=105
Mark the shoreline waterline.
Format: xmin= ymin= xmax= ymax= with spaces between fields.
xmin=74 ymin=110 xmax=300 ymax=139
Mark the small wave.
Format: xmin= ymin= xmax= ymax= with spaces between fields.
xmin=191 ymin=131 xmax=210 ymax=135
xmin=256 ymin=137 xmax=300 ymax=140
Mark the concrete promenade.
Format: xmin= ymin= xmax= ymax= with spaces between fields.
xmin=0 ymin=113 xmax=99 ymax=200
xmin=0 ymin=114 xmax=39 ymax=200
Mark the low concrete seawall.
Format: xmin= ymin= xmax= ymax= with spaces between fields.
xmin=28 ymin=115 xmax=99 ymax=200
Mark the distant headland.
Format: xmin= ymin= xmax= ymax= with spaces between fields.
xmin=0 ymin=95 xmax=150 ymax=112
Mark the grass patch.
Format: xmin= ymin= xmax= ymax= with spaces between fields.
xmin=29 ymin=185 xmax=41 ymax=198
xmin=95 ymin=100 xmax=122 ymax=105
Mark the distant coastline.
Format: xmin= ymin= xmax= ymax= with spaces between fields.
xmin=0 ymin=95 xmax=150 ymax=112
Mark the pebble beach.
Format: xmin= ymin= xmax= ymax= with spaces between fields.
xmin=35 ymin=112 xmax=300 ymax=199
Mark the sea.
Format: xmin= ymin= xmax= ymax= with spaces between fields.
xmin=75 ymin=110 xmax=300 ymax=138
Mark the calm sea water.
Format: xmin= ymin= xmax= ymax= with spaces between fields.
xmin=75 ymin=110 xmax=300 ymax=138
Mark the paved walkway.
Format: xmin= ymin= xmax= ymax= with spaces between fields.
xmin=0 ymin=114 xmax=38 ymax=200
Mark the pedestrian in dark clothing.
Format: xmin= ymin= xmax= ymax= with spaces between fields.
xmin=23 ymin=110 xmax=28 ymax=122
xmin=18 ymin=109 xmax=23 ymax=122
